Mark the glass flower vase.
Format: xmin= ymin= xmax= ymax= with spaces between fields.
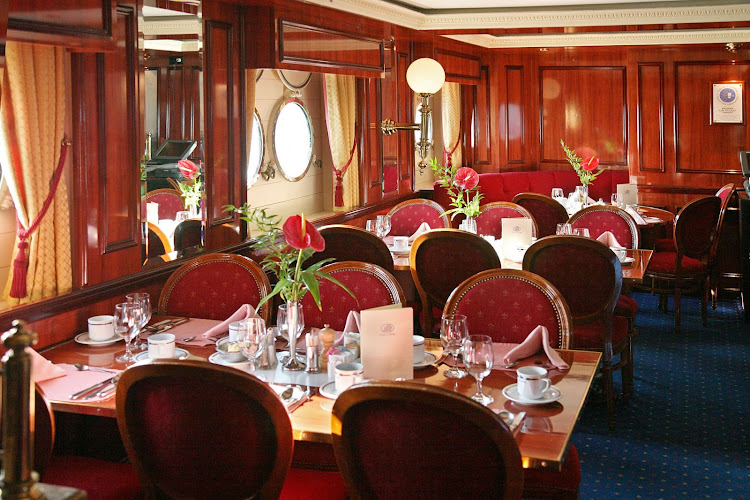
xmin=281 ymin=301 xmax=305 ymax=371
xmin=461 ymin=216 xmax=477 ymax=234
xmin=576 ymin=185 xmax=589 ymax=208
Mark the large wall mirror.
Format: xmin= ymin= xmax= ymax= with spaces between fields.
xmin=141 ymin=2 xmax=205 ymax=266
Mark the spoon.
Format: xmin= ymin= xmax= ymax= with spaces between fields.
xmin=280 ymin=387 xmax=294 ymax=400
xmin=73 ymin=363 xmax=117 ymax=374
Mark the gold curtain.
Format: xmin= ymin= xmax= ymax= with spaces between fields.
xmin=0 ymin=42 xmax=71 ymax=304
xmin=324 ymin=74 xmax=359 ymax=211
xmin=441 ymin=82 xmax=462 ymax=168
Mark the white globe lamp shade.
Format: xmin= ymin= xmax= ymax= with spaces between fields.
xmin=406 ymin=58 xmax=445 ymax=94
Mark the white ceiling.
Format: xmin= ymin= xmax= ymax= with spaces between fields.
xmin=389 ymin=0 xmax=690 ymax=10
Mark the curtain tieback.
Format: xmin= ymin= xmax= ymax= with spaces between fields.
xmin=443 ymin=132 xmax=461 ymax=168
xmin=332 ymin=123 xmax=359 ymax=208
xmin=10 ymin=138 xmax=70 ymax=299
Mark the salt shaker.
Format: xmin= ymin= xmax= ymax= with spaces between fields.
xmin=305 ymin=332 xmax=321 ymax=373
xmin=258 ymin=328 xmax=277 ymax=369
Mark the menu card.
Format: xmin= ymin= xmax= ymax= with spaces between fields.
xmin=617 ymin=183 xmax=639 ymax=206
xmin=360 ymin=304 xmax=413 ymax=381
xmin=502 ymin=218 xmax=533 ymax=258
xmin=146 ymin=202 xmax=160 ymax=224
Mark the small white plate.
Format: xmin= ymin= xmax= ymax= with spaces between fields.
xmin=387 ymin=245 xmax=411 ymax=257
xmin=620 ymin=256 xmax=635 ymax=265
xmin=208 ymin=351 xmax=253 ymax=367
xmin=74 ymin=333 xmax=123 ymax=346
xmin=413 ymin=352 xmax=438 ymax=369
xmin=502 ymin=384 xmax=562 ymax=405
xmin=133 ymin=348 xmax=189 ymax=362
xmin=318 ymin=381 xmax=341 ymax=400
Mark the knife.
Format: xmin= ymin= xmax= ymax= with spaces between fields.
xmin=150 ymin=318 xmax=190 ymax=334
xmin=69 ymin=375 xmax=118 ymax=400
xmin=81 ymin=381 xmax=118 ymax=400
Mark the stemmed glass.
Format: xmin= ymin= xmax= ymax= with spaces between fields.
xmin=440 ymin=314 xmax=468 ymax=379
xmin=365 ymin=220 xmax=377 ymax=234
xmin=114 ymin=302 xmax=142 ymax=364
xmin=462 ymin=334 xmax=494 ymax=406
xmin=236 ymin=318 xmax=268 ymax=373
xmin=126 ymin=292 xmax=151 ymax=350
xmin=277 ymin=303 xmax=305 ymax=366
xmin=376 ymin=215 xmax=391 ymax=239
xmin=551 ymin=188 xmax=564 ymax=199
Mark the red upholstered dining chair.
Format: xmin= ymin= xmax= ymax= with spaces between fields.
xmin=116 ymin=360 xmax=347 ymax=500
xmin=643 ymin=196 xmax=722 ymax=333
xmin=512 ymin=192 xmax=569 ymax=238
xmin=158 ymin=253 xmax=272 ymax=323
xmin=523 ymin=236 xmax=626 ymax=431
xmin=476 ymin=201 xmax=538 ymax=239
xmin=305 ymin=224 xmax=394 ymax=273
xmin=411 ymin=229 xmax=501 ymax=336
xmin=331 ymin=381 xmax=524 ymax=500
xmin=386 ymin=199 xmax=450 ymax=236
xmin=709 ymin=184 xmax=735 ymax=309
xmin=567 ymin=205 xmax=639 ymax=249
xmin=145 ymin=221 xmax=173 ymax=260
xmin=300 ymin=261 xmax=405 ymax=331
xmin=444 ymin=269 xmax=571 ymax=347
xmin=173 ymin=219 xmax=203 ymax=253
xmin=141 ymin=188 xmax=185 ymax=221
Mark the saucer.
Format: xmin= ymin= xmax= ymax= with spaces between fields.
xmin=502 ymin=384 xmax=562 ymax=405
xmin=75 ymin=332 xmax=123 ymax=346
xmin=318 ymin=381 xmax=341 ymax=400
xmin=413 ymin=352 xmax=438 ymax=369
xmin=208 ymin=351 xmax=253 ymax=367
xmin=388 ymin=245 xmax=411 ymax=257
xmin=619 ymin=256 xmax=635 ymax=265
xmin=133 ymin=348 xmax=189 ymax=362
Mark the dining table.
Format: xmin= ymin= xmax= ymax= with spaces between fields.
xmin=39 ymin=331 xmax=600 ymax=472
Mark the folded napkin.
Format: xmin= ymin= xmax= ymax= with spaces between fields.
xmin=162 ymin=318 xmax=223 ymax=347
xmin=503 ymin=325 xmax=569 ymax=370
xmin=28 ymin=348 xmax=66 ymax=383
xmin=202 ymin=304 xmax=259 ymax=340
xmin=409 ymin=222 xmax=431 ymax=242
xmin=596 ymin=231 xmax=624 ymax=249
xmin=37 ymin=364 xmax=121 ymax=403
xmin=625 ymin=206 xmax=647 ymax=225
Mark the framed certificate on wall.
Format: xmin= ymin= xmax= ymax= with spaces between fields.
xmin=711 ymin=82 xmax=744 ymax=124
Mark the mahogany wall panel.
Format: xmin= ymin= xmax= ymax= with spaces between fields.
xmin=539 ymin=66 xmax=627 ymax=168
xmin=434 ymin=48 xmax=481 ymax=84
xmin=472 ymin=65 xmax=492 ymax=168
xmin=637 ymin=63 xmax=665 ymax=172
xmin=675 ymin=61 xmax=750 ymax=174
xmin=506 ymin=66 xmax=525 ymax=166
xmin=357 ymin=77 xmax=383 ymax=205
xmin=396 ymin=48 xmax=414 ymax=193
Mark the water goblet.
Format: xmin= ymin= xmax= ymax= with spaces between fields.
xmin=365 ymin=220 xmax=377 ymax=234
xmin=126 ymin=292 xmax=151 ymax=350
xmin=611 ymin=193 xmax=623 ymax=208
xmin=556 ymin=223 xmax=572 ymax=235
xmin=551 ymin=188 xmax=564 ymax=199
xmin=114 ymin=302 xmax=141 ymax=364
xmin=440 ymin=314 xmax=468 ymax=379
xmin=573 ymin=227 xmax=590 ymax=238
xmin=462 ymin=334 xmax=494 ymax=406
xmin=236 ymin=318 xmax=268 ymax=372
xmin=376 ymin=215 xmax=391 ymax=239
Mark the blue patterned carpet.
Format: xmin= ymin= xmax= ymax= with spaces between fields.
xmin=573 ymin=292 xmax=750 ymax=499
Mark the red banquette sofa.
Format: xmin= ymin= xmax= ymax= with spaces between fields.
xmin=433 ymin=169 xmax=630 ymax=209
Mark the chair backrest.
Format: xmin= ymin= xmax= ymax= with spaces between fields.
xmin=411 ymin=229 xmax=501 ymax=334
xmin=710 ymin=184 xmax=735 ymax=263
xmin=300 ymin=261 xmax=405 ymax=331
xmin=141 ymin=188 xmax=185 ymax=221
xmin=146 ymin=222 xmax=172 ymax=259
xmin=476 ymin=201 xmax=538 ymax=239
xmin=173 ymin=219 xmax=203 ymax=251
xmin=158 ymin=253 xmax=272 ymax=322
xmin=386 ymin=199 xmax=450 ymax=236
xmin=567 ymin=205 xmax=639 ymax=248
xmin=512 ymin=192 xmax=569 ymax=238
xmin=523 ymin=236 xmax=622 ymax=326
xmin=444 ymin=269 xmax=571 ymax=348
xmin=673 ymin=196 xmax=722 ymax=262
xmin=331 ymin=381 xmax=523 ymax=500
xmin=305 ymin=225 xmax=394 ymax=273
xmin=116 ymin=360 xmax=292 ymax=500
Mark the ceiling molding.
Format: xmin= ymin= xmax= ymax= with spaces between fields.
xmin=143 ymin=39 xmax=202 ymax=52
xmin=142 ymin=18 xmax=202 ymax=36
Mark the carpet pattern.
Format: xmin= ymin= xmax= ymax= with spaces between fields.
xmin=573 ymin=292 xmax=750 ymax=499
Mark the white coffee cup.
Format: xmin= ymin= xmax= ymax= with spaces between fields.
xmin=392 ymin=236 xmax=409 ymax=251
xmin=87 ymin=315 xmax=115 ymax=341
xmin=148 ymin=333 xmax=176 ymax=359
xmin=612 ymin=247 xmax=627 ymax=262
xmin=412 ymin=335 xmax=425 ymax=364
xmin=228 ymin=321 xmax=246 ymax=341
xmin=517 ymin=366 xmax=551 ymax=400
xmin=335 ymin=362 xmax=364 ymax=392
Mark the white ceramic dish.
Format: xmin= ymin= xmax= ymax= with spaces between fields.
xmin=387 ymin=244 xmax=411 ymax=257
xmin=318 ymin=381 xmax=341 ymax=400
xmin=620 ymin=256 xmax=635 ymax=265
xmin=502 ymin=384 xmax=562 ymax=405
xmin=208 ymin=351 xmax=254 ymax=367
xmin=74 ymin=332 xmax=123 ymax=346
xmin=133 ymin=348 xmax=189 ymax=362
xmin=413 ymin=352 xmax=438 ymax=369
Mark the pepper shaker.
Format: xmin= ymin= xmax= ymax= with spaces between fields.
xmin=305 ymin=332 xmax=321 ymax=373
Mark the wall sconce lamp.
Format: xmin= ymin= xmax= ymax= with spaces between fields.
xmin=381 ymin=58 xmax=446 ymax=172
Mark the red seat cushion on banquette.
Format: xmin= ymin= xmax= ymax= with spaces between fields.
xmin=434 ymin=170 xmax=629 ymax=208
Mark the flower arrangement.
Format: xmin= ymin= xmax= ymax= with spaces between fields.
xmin=177 ymin=159 xmax=202 ymax=210
xmin=430 ymin=158 xmax=483 ymax=219
xmin=560 ymin=140 xmax=603 ymax=186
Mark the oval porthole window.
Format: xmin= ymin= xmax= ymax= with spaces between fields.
xmin=271 ymin=97 xmax=314 ymax=182
xmin=247 ymin=109 xmax=264 ymax=186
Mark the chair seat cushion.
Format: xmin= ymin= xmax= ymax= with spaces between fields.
xmin=43 ymin=455 xmax=141 ymax=500
xmin=523 ymin=444 xmax=580 ymax=499
xmin=654 ymin=238 xmax=676 ymax=252
xmin=614 ymin=295 xmax=637 ymax=318
xmin=572 ymin=315 xmax=629 ymax=350
xmin=292 ymin=441 xmax=338 ymax=471
xmin=647 ymin=251 xmax=707 ymax=275
xmin=280 ymin=467 xmax=348 ymax=500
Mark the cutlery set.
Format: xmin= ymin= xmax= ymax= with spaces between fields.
xmin=69 ymin=374 xmax=121 ymax=400
xmin=145 ymin=317 xmax=189 ymax=335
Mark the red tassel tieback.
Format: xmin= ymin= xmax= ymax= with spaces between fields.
xmin=334 ymin=172 xmax=344 ymax=208
xmin=9 ymin=240 xmax=29 ymax=299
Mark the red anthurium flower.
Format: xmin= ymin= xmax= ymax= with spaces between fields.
xmin=283 ymin=214 xmax=325 ymax=252
xmin=454 ymin=167 xmax=479 ymax=190
xmin=178 ymin=159 xmax=200 ymax=180
xmin=581 ymin=156 xmax=600 ymax=172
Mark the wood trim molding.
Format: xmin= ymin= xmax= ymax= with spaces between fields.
xmin=637 ymin=185 xmax=717 ymax=195
xmin=637 ymin=62 xmax=665 ymax=173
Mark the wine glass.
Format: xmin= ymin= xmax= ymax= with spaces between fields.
xmin=126 ymin=292 xmax=151 ymax=350
xmin=556 ymin=223 xmax=572 ymax=235
xmin=114 ymin=302 xmax=141 ymax=364
xmin=365 ymin=220 xmax=377 ymax=234
xmin=551 ymin=188 xmax=564 ymax=199
xmin=573 ymin=227 xmax=590 ymax=238
xmin=376 ymin=215 xmax=391 ymax=239
xmin=236 ymin=318 xmax=268 ymax=373
xmin=611 ymin=193 xmax=622 ymax=207
xmin=440 ymin=314 xmax=468 ymax=379
xmin=462 ymin=334 xmax=494 ymax=406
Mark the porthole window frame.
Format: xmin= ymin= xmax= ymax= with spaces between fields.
xmin=247 ymin=108 xmax=265 ymax=187
xmin=270 ymin=96 xmax=314 ymax=182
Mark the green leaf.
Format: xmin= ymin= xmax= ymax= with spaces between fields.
xmin=300 ymin=270 xmax=322 ymax=309
xmin=305 ymin=258 xmax=335 ymax=273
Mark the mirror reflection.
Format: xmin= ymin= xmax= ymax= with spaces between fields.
xmin=272 ymin=97 xmax=314 ymax=182
xmin=247 ymin=110 xmax=264 ymax=187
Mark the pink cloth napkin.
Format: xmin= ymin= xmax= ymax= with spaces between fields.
xmin=37 ymin=364 xmax=121 ymax=403
xmin=596 ymin=231 xmax=624 ymax=249
xmin=29 ymin=348 xmax=66 ymax=383
xmin=625 ymin=206 xmax=647 ymax=225
xmin=173 ymin=319 xmax=223 ymax=346
xmin=201 ymin=304 xmax=259 ymax=340
xmin=503 ymin=325 xmax=569 ymax=370
xmin=409 ymin=222 xmax=431 ymax=242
